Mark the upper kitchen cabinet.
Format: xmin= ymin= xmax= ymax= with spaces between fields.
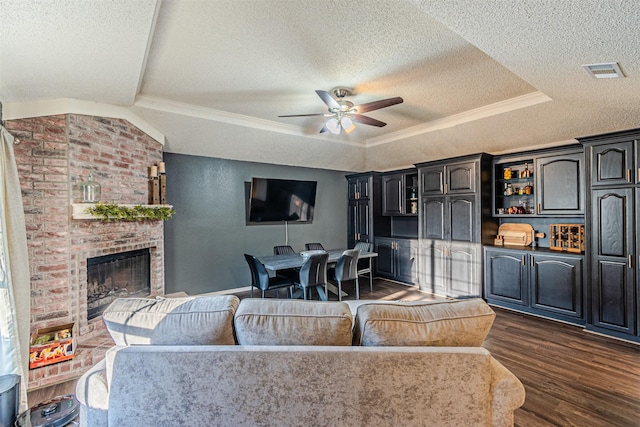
xmin=536 ymin=150 xmax=584 ymax=215
xmin=420 ymin=161 xmax=476 ymax=196
xmin=347 ymin=175 xmax=371 ymax=200
xmin=582 ymin=129 xmax=640 ymax=188
xmin=381 ymin=169 xmax=418 ymax=216
xmin=492 ymin=145 xmax=584 ymax=217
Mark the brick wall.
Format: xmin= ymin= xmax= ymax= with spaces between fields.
xmin=6 ymin=114 xmax=165 ymax=390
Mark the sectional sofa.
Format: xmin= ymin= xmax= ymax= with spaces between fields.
xmin=75 ymin=295 xmax=525 ymax=426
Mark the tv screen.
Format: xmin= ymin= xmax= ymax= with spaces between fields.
xmin=249 ymin=178 xmax=317 ymax=223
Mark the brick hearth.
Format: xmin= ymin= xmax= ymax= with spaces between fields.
xmin=7 ymin=114 xmax=165 ymax=390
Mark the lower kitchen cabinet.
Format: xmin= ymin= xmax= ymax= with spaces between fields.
xmin=374 ymin=237 xmax=417 ymax=284
xmin=419 ymin=240 xmax=481 ymax=298
xmin=484 ymin=246 xmax=584 ymax=325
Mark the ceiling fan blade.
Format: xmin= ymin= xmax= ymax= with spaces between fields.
xmin=355 ymin=97 xmax=403 ymax=113
xmin=315 ymin=90 xmax=341 ymax=110
xmin=353 ymin=114 xmax=387 ymax=127
xmin=278 ymin=113 xmax=324 ymax=117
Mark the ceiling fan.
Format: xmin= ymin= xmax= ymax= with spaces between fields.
xmin=278 ymin=88 xmax=403 ymax=134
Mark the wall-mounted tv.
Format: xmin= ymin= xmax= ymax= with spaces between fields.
xmin=249 ymin=177 xmax=317 ymax=223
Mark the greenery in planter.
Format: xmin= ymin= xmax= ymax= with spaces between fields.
xmin=84 ymin=202 xmax=176 ymax=222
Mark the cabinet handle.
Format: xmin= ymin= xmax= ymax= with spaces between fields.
xmin=445 ymin=183 xmax=448 ymax=194
xmin=521 ymin=255 xmax=525 ymax=266
xmin=537 ymin=203 xmax=541 ymax=214
xmin=530 ymin=256 xmax=534 ymax=267
xmin=637 ymin=168 xmax=640 ymax=183
xmin=628 ymin=169 xmax=632 ymax=183
xmin=629 ymin=255 xmax=633 ymax=269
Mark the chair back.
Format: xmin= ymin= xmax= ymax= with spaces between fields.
xmin=273 ymin=245 xmax=296 ymax=255
xmin=244 ymin=254 xmax=270 ymax=291
xmin=354 ymin=242 xmax=372 ymax=253
xmin=304 ymin=243 xmax=325 ymax=251
xmin=335 ymin=249 xmax=360 ymax=282
xmin=298 ymin=252 xmax=329 ymax=288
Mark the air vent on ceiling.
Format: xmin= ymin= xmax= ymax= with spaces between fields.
xmin=582 ymin=62 xmax=625 ymax=79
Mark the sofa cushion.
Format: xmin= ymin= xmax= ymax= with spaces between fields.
xmin=353 ymin=299 xmax=495 ymax=346
xmin=102 ymin=295 xmax=239 ymax=345
xmin=234 ymin=299 xmax=352 ymax=345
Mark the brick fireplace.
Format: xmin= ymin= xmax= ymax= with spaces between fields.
xmin=7 ymin=113 xmax=165 ymax=390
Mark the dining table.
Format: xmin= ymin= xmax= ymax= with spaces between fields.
xmin=258 ymin=249 xmax=378 ymax=299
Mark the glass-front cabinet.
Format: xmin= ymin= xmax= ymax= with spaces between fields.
xmin=494 ymin=157 xmax=535 ymax=216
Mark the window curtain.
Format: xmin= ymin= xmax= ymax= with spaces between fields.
xmin=0 ymin=125 xmax=29 ymax=412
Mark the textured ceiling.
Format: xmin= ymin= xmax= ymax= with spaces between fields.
xmin=2 ymin=0 xmax=640 ymax=172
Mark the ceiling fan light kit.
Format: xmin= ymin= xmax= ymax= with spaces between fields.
xmin=278 ymin=87 xmax=403 ymax=135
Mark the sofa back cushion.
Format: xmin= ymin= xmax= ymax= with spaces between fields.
xmin=102 ymin=295 xmax=239 ymax=345
xmin=353 ymin=299 xmax=495 ymax=346
xmin=234 ymin=299 xmax=352 ymax=345
xmin=105 ymin=346 xmax=510 ymax=427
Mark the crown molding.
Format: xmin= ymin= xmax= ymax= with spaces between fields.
xmin=365 ymin=91 xmax=553 ymax=147
xmin=3 ymin=98 xmax=165 ymax=144
xmin=133 ymin=95 xmax=367 ymax=147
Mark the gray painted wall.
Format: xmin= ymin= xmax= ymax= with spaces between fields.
xmin=163 ymin=153 xmax=349 ymax=295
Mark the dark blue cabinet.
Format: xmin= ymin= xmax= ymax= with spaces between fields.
xmin=485 ymin=247 xmax=584 ymax=325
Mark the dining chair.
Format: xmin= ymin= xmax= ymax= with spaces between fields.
xmin=273 ymin=245 xmax=296 ymax=255
xmin=329 ymin=249 xmax=360 ymax=301
xmin=273 ymin=245 xmax=300 ymax=282
xmin=295 ymin=252 xmax=329 ymax=300
xmin=244 ymin=254 xmax=294 ymax=298
xmin=353 ymin=242 xmax=374 ymax=293
xmin=304 ymin=242 xmax=325 ymax=251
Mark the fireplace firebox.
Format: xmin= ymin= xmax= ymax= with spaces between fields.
xmin=86 ymin=249 xmax=151 ymax=320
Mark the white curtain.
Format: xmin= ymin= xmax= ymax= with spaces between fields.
xmin=0 ymin=125 xmax=30 ymax=412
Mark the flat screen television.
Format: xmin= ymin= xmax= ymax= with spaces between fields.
xmin=249 ymin=178 xmax=317 ymax=223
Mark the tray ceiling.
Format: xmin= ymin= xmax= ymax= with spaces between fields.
xmin=2 ymin=0 xmax=640 ymax=171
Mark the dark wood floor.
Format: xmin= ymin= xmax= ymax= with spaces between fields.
xmin=239 ymin=278 xmax=640 ymax=427
xmin=32 ymin=279 xmax=640 ymax=426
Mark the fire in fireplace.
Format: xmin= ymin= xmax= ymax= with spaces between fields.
xmin=87 ymin=248 xmax=151 ymax=320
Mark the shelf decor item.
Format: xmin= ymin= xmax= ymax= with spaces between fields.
xmin=79 ymin=173 xmax=101 ymax=203
xmin=148 ymin=165 xmax=160 ymax=205
xmin=549 ymin=224 xmax=585 ymax=253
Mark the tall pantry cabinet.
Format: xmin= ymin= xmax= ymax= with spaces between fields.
xmin=415 ymin=154 xmax=496 ymax=298
xmin=579 ymin=128 xmax=640 ymax=342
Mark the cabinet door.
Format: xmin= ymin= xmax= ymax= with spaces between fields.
xmin=421 ymin=197 xmax=446 ymax=240
xmin=356 ymin=200 xmax=371 ymax=242
xmin=348 ymin=199 xmax=371 ymax=247
xmin=590 ymin=141 xmax=634 ymax=187
xmin=347 ymin=200 xmax=358 ymax=248
xmin=357 ymin=177 xmax=370 ymax=199
xmin=446 ymin=161 xmax=476 ymax=194
xmin=537 ymin=152 xmax=584 ymax=214
xmin=382 ymin=174 xmax=403 ymax=215
xmin=591 ymin=188 xmax=635 ymax=334
xmin=420 ymin=166 xmax=444 ymax=195
xmin=347 ymin=179 xmax=359 ymax=200
xmin=347 ymin=177 xmax=370 ymax=200
xmin=484 ymin=248 xmax=528 ymax=305
xmin=448 ymin=196 xmax=475 ymax=242
xmin=375 ymin=239 xmax=395 ymax=278
xmin=418 ymin=239 xmax=447 ymax=295
xmin=396 ymin=239 xmax=417 ymax=284
xmin=448 ymin=242 xmax=481 ymax=297
xmin=530 ymin=254 xmax=583 ymax=318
